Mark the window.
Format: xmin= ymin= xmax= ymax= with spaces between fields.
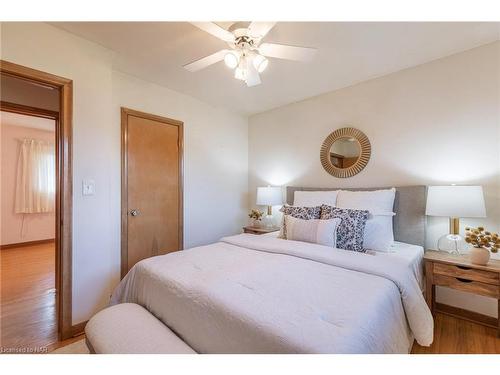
xmin=15 ymin=138 xmax=55 ymax=214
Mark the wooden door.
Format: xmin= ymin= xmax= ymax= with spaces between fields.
xmin=121 ymin=108 xmax=183 ymax=278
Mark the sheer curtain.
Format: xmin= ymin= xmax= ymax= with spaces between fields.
xmin=15 ymin=138 xmax=55 ymax=214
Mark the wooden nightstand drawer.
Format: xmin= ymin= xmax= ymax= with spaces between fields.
xmin=433 ymin=274 xmax=499 ymax=299
xmin=433 ymin=263 xmax=499 ymax=285
xmin=424 ymin=250 xmax=500 ymax=337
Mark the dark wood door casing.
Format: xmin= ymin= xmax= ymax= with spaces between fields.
xmin=0 ymin=60 xmax=74 ymax=340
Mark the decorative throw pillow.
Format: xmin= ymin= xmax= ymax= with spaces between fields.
xmin=285 ymin=216 xmax=341 ymax=247
xmin=320 ymin=205 xmax=370 ymax=252
xmin=336 ymin=188 xmax=396 ymax=252
xmin=279 ymin=204 xmax=321 ymax=239
xmin=363 ymin=213 xmax=395 ymax=252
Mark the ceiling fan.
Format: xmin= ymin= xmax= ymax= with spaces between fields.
xmin=183 ymin=22 xmax=317 ymax=87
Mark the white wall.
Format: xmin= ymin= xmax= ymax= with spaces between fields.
xmin=249 ymin=42 xmax=500 ymax=317
xmin=1 ymin=22 xmax=248 ymax=324
xmin=1 ymin=22 xmax=115 ymax=324
xmin=110 ymin=71 xmax=248 ymax=288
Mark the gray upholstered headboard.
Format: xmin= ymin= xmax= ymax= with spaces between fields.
xmin=286 ymin=186 xmax=426 ymax=247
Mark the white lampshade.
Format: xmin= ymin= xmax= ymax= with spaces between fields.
xmin=256 ymin=186 xmax=283 ymax=206
xmin=426 ymin=185 xmax=486 ymax=218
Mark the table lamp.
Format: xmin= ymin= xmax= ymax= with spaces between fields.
xmin=426 ymin=185 xmax=486 ymax=254
xmin=256 ymin=186 xmax=283 ymax=228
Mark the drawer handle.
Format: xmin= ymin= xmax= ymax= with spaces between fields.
xmin=456 ymin=265 xmax=471 ymax=270
xmin=455 ymin=277 xmax=473 ymax=283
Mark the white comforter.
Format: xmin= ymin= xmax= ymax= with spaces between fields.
xmin=111 ymin=234 xmax=433 ymax=353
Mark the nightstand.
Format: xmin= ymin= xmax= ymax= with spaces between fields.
xmin=424 ymin=250 xmax=500 ymax=337
xmin=243 ymin=226 xmax=280 ymax=235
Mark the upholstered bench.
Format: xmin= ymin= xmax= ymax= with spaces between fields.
xmin=85 ymin=303 xmax=196 ymax=354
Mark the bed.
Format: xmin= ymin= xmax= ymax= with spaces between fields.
xmin=110 ymin=186 xmax=433 ymax=353
xmin=263 ymin=231 xmax=426 ymax=291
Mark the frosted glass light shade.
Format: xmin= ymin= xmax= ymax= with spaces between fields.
xmin=256 ymin=186 xmax=283 ymax=206
xmin=224 ymin=51 xmax=239 ymax=69
xmin=426 ymin=186 xmax=486 ymax=218
xmin=253 ymin=54 xmax=268 ymax=73
xmin=234 ymin=67 xmax=246 ymax=80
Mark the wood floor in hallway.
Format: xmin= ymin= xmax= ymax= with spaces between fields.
xmin=0 ymin=242 xmax=57 ymax=352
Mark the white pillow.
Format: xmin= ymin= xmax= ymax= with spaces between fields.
xmin=293 ymin=190 xmax=339 ymax=207
xmin=337 ymin=188 xmax=396 ymax=252
xmin=336 ymin=188 xmax=396 ymax=213
xmin=284 ymin=216 xmax=341 ymax=248
xmin=363 ymin=213 xmax=395 ymax=252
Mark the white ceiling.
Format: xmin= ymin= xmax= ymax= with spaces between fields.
xmin=51 ymin=22 xmax=500 ymax=115
xmin=0 ymin=111 xmax=55 ymax=132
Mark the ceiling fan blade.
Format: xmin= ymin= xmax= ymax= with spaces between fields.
xmin=245 ymin=63 xmax=261 ymax=87
xmin=259 ymin=43 xmax=317 ymax=62
xmin=190 ymin=22 xmax=234 ymax=42
xmin=183 ymin=49 xmax=229 ymax=72
xmin=248 ymin=22 xmax=277 ymax=39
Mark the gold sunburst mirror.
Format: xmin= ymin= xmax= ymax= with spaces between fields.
xmin=320 ymin=127 xmax=371 ymax=178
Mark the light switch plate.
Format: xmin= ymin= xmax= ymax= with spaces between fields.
xmin=82 ymin=180 xmax=95 ymax=196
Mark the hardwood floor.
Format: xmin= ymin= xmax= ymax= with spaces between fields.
xmin=412 ymin=312 xmax=500 ymax=354
xmin=0 ymin=242 xmax=57 ymax=352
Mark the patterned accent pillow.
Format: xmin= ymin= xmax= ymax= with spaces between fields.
xmin=279 ymin=205 xmax=321 ymax=239
xmin=320 ymin=205 xmax=370 ymax=252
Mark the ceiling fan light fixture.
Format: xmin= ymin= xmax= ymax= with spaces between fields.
xmin=224 ymin=51 xmax=239 ymax=69
xmin=184 ymin=22 xmax=317 ymax=87
xmin=234 ymin=67 xmax=246 ymax=81
xmin=253 ymin=54 xmax=268 ymax=73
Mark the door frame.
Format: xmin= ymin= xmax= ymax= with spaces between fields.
xmin=0 ymin=60 xmax=74 ymax=340
xmin=120 ymin=107 xmax=184 ymax=279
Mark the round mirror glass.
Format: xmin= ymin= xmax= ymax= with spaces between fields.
xmin=328 ymin=137 xmax=361 ymax=169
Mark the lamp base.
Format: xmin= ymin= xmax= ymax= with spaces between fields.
xmin=437 ymin=234 xmax=468 ymax=254
xmin=262 ymin=214 xmax=275 ymax=228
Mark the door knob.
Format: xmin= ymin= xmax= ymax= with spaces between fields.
xmin=129 ymin=209 xmax=140 ymax=217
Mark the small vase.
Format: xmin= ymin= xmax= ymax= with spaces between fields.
xmin=469 ymin=247 xmax=490 ymax=266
